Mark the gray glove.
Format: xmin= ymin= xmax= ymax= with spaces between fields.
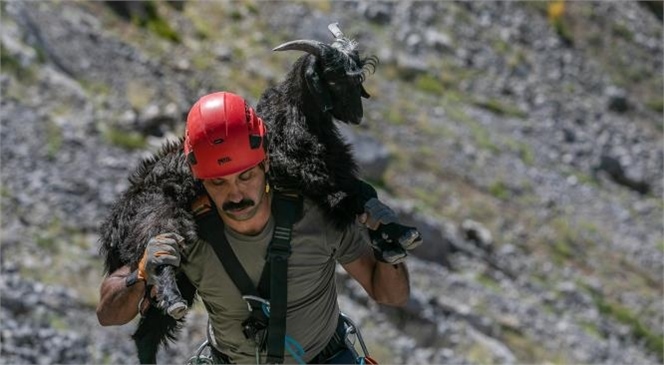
xmin=137 ymin=233 xmax=184 ymax=286
xmin=363 ymin=198 xmax=423 ymax=264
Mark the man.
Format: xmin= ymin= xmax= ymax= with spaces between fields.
xmin=97 ymin=92 xmax=414 ymax=364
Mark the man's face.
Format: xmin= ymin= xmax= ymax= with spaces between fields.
xmin=202 ymin=163 xmax=268 ymax=223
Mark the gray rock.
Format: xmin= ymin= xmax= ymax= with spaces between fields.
xmin=461 ymin=219 xmax=493 ymax=253
xmin=605 ymin=86 xmax=630 ymax=113
xmin=338 ymin=124 xmax=391 ymax=182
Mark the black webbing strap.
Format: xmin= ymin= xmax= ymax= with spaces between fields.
xmin=194 ymin=191 xmax=302 ymax=364
xmin=196 ymin=211 xmax=261 ymax=299
xmin=265 ymin=192 xmax=302 ymax=364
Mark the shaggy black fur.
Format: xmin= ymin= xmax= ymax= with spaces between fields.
xmin=257 ymin=41 xmax=379 ymax=229
xmin=98 ymin=139 xmax=200 ymax=364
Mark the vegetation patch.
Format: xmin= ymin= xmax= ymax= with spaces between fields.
xmin=472 ymin=98 xmax=527 ymax=119
xmin=645 ymin=98 xmax=664 ymax=114
xmin=477 ymin=272 xmax=500 ymax=291
xmin=466 ymin=341 xmax=495 ymax=364
xmin=501 ymin=326 xmax=564 ymax=363
xmin=103 ymin=126 xmax=147 ymax=150
xmin=133 ymin=2 xmax=181 ymax=43
xmin=611 ymin=23 xmax=634 ymax=41
xmin=488 ymin=180 xmax=510 ymax=200
xmin=1 ymin=43 xmax=36 ymax=82
xmin=547 ymin=1 xmax=574 ymax=46
xmin=589 ymin=290 xmax=664 ymax=361
xmin=22 ymin=229 xmax=103 ymax=308
xmin=580 ymin=321 xmax=603 ymax=339
xmin=546 ymin=217 xmax=595 ymax=264
xmin=470 ymin=122 xmax=499 ymax=152
xmin=80 ymin=79 xmax=111 ymax=96
xmin=45 ymin=120 xmax=63 ymax=159
xmin=415 ymin=74 xmax=444 ymax=95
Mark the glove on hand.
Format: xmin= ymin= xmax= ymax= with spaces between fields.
xmin=137 ymin=233 xmax=184 ymax=286
xmin=363 ymin=198 xmax=423 ymax=264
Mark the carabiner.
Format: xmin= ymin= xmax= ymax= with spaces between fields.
xmin=242 ymin=295 xmax=271 ymax=317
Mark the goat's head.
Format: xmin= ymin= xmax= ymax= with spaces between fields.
xmin=274 ymin=23 xmax=378 ymax=125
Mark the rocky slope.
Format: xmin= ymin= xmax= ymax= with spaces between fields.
xmin=1 ymin=1 xmax=662 ymax=364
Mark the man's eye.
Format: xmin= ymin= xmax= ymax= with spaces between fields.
xmin=211 ymin=179 xmax=225 ymax=186
xmin=239 ymin=172 xmax=252 ymax=181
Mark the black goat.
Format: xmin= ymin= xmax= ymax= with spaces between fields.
xmin=257 ymin=23 xmax=380 ymax=227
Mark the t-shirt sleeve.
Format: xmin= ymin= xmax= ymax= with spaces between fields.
xmin=330 ymin=221 xmax=372 ymax=265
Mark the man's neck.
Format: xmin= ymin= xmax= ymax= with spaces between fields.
xmin=220 ymin=193 xmax=272 ymax=236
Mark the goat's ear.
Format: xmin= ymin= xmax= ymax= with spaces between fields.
xmin=304 ymin=57 xmax=333 ymax=113
xmin=361 ymin=85 xmax=371 ymax=99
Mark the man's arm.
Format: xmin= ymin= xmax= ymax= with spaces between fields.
xmin=97 ymin=233 xmax=184 ymax=326
xmin=342 ymin=250 xmax=410 ymax=307
xmin=97 ymin=265 xmax=147 ymax=326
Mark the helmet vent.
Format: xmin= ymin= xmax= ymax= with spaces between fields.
xmin=213 ymin=138 xmax=224 ymax=145
xmin=249 ymin=135 xmax=262 ymax=149
xmin=244 ymin=103 xmax=251 ymax=124
xmin=187 ymin=152 xmax=197 ymax=165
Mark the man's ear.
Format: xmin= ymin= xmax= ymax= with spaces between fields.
xmin=262 ymin=156 xmax=270 ymax=173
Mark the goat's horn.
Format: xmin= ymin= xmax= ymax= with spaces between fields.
xmin=273 ymin=40 xmax=325 ymax=57
xmin=328 ymin=22 xmax=344 ymax=39
xmin=346 ymin=69 xmax=364 ymax=77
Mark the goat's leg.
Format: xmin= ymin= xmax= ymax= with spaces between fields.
xmin=155 ymin=266 xmax=188 ymax=319
xmin=356 ymin=179 xmax=423 ymax=263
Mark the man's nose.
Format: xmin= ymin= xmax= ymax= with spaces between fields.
xmin=226 ymin=184 xmax=243 ymax=202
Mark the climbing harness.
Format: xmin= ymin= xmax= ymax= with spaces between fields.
xmin=186 ymin=312 xmax=378 ymax=365
xmin=195 ymin=190 xmax=303 ymax=364
xmin=191 ymin=190 xmax=377 ymax=364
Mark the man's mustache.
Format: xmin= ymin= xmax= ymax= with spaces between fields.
xmin=222 ymin=199 xmax=255 ymax=212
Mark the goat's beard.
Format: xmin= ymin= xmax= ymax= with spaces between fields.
xmin=332 ymin=113 xmax=362 ymax=126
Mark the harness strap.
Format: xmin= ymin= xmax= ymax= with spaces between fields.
xmin=194 ymin=190 xmax=303 ymax=364
xmin=266 ymin=192 xmax=302 ymax=364
xmin=198 ymin=211 xmax=260 ymax=298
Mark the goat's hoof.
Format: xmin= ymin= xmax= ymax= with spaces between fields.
xmin=399 ymin=229 xmax=422 ymax=250
xmin=167 ymin=301 xmax=188 ymax=319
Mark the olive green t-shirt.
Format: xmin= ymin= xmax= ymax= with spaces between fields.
xmin=181 ymin=198 xmax=370 ymax=364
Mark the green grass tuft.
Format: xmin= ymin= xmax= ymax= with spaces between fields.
xmin=415 ymin=74 xmax=444 ymax=95
xmin=1 ymin=43 xmax=36 ymax=81
xmin=133 ymin=2 xmax=181 ymax=43
xmin=473 ymin=98 xmax=527 ymax=119
xmin=46 ymin=120 xmax=63 ymax=159
xmin=103 ymin=126 xmax=146 ymax=150
xmin=489 ymin=180 xmax=510 ymax=200
xmin=590 ymin=291 xmax=664 ymax=361
xmin=645 ymin=98 xmax=664 ymax=113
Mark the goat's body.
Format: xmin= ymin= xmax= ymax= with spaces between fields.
xmin=98 ymin=140 xmax=199 ymax=363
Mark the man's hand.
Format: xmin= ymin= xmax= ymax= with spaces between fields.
xmin=137 ymin=233 xmax=184 ymax=286
xmin=361 ymin=198 xmax=423 ymax=264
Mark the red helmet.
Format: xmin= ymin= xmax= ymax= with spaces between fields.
xmin=184 ymin=92 xmax=267 ymax=179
